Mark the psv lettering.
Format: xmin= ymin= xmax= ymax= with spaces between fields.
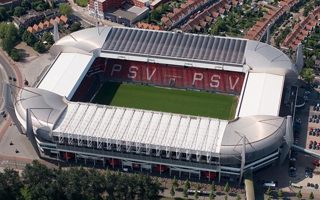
xmin=210 ymin=74 xmax=221 ymax=88
xmin=146 ymin=67 xmax=156 ymax=81
xmin=128 ymin=66 xmax=138 ymax=79
xmin=229 ymin=76 xmax=240 ymax=90
xmin=192 ymin=73 xmax=203 ymax=85
xmin=110 ymin=64 xmax=122 ymax=76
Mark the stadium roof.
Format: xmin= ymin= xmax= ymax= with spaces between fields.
xmin=53 ymin=102 xmax=228 ymax=155
xmin=237 ymin=73 xmax=285 ymax=117
xmin=102 ymin=28 xmax=247 ymax=66
xmin=15 ymin=87 xmax=288 ymax=162
xmin=15 ymin=88 xmax=67 ymax=128
xmin=52 ymin=27 xmax=296 ymax=75
xmin=37 ymin=53 xmax=95 ymax=100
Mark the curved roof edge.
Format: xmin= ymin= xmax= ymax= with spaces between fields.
xmin=51 ymin=27 xmax=112 ymax=55
xmin=15 ymin=87 xmax=68 ymax=129
xmin=245 ymin=40 xmax=297 ymax=76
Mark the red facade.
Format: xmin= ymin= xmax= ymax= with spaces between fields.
xmin=104 ymin=59 xmax=245 ymax=94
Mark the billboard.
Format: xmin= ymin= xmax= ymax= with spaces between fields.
xmin=103 ymin=59 xmax=245 ymax=94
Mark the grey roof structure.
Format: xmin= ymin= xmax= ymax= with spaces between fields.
xmin=102 ymin=28 xmax=247 ymax=66
xmin=15 ymin=88 xmax=67 ymax=129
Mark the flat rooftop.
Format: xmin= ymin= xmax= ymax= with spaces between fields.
xmin=107 ymin=4 xmax=148 ymax=21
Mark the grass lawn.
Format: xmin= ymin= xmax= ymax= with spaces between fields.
xmin=93 ymin=82 xmax=238 ymax=120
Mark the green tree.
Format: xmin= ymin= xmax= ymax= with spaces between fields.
xmin=170 ymin=185 xmax=175 ymax=197
xmin=0 ymin=168 xmax=23 ymax=200
xmin=22 ymin=31 xmax=38 ymax=46
xmin=185 ymin=180 xmax=191 ymax=189
xmin=10 ymin=48 xmax=21 ymax=61
xmin=42 ymin=32 xmax=54 ymax=45
xmin=21 ymin=0 xmax=31 ymax=10
xmin=183 ymin=183 xmax=188 ymax=197
xmin=305 ymin=58 xmax=315 ymax=68
xmin=303 ymin=4 xmax=313 ymax=17
xmin=13 ymin=6 xmax=25 ymax=17
xmin=0 ymin=7 xmax=9 ymax=21
xmin=59 ymin=3 xmax=72 ymax=17
xmin=278 ymin=189 xmax=283 ymax=200
xmin=211 ymin=181 xmax=216 ymax=192
xmin=209 ymin=190 xmax=216 ymax=200
xmin=309 ymin=192 xmax=314 ymax=200
xmin=33 ymin=41 xmax=46 ymax=53
xmin=172 ymin=176 xmax=178 ymax=189
xmin=301 ymin=68 xmax=315 ymax=84
xmin=265 ymin=187 xmax=272 ymax=196
xmin=75 ymin=0 xmax=88 ymax=7
xmin=194 ymin=188 xmax=199 ymax=200
xmin=0 ymin=23 xmax=19 ymax=53
xmin=70 ymin=21 xmax=82 ymax=32
xmin=224 ymin=182 xmax=230 ymax=194
xmin=296 ymin=190 xmax=302 ymax=199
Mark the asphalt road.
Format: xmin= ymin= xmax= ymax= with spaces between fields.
xmin=0 ymin=51 xmax=17 ymax=126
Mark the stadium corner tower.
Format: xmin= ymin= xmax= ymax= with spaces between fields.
xmin=14 ymin=27 xmax=299 ymax=181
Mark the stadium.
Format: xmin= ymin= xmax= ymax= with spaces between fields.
xmin=13 ymin=27 xmax=299 ymax=182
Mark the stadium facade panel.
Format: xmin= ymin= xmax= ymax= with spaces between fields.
xmin=13 ymin=27 xmax=298 ymax=182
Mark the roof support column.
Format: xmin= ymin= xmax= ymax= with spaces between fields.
xmin=239 ymin=137 xmax=246 ymax=185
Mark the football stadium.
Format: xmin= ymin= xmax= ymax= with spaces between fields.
xmin=13 ymin=27 xmax=300 ymax=182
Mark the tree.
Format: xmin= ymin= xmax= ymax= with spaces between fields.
xmin=13 ymin=6 xmax=25 ymax=17
xmin=211 ymin=181 xmax=216 ymax=192
xmin=303 ymin=4 xmax=313 ymax=17
xmin=209 ymin=190 xmax=216 ymax=200
xmin=194 ymin=185 xmax=199 ymax=200
xmin=59 ymin=3 xmax=72 ymax=17
xmin=309 ymin=192 xmax=314 ymax=200
xmin=21 ymin=0 xmax=31 ymax=10
xmin=75 ymin=0 xmax=88 ymax=7
xmin=10 ymin=48 xmax=21 ymax=61
xmin=22 ymin=31 xmax=38 ymax=46
xmin=0 ymin=7 xmax=9 ymax=21
xmin=170 ymin=185 xmax=175 ymax=197
xmin=296 ymin=190 xmax=302 ymax=199
xmin=305 ymin=58 xmax=315 ymax=68
xmin=236 ymin=194 xmax=241 ymax=200
xmin=42 ymin=32 xmax=54 ymax=45
xmin=0 ymin=168 xmax=23 ymax=200
xmin=70 ymin=21 xmax=81 ymax=32
xmin=33 ymin=41 xmax=46 ymax=53
xmin=172 ymin=176 xmax=178 ymax=189
xmin=0 ymin=23 xmax=19 ymax=53
xmin=184 ymin=180 xmax=191 ymax=190
xmin=224 ymin=182 xmax=230 ymax=194
xmin=278 ymin=189 xmax=283 ymax=200
xmin=265 ymin=187 xmax=272 ymax=196
xmin=301 ymin=68 xmax=315 ymax=84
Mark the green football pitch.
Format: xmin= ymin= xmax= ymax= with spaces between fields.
xmin=93 ymin=82 xmax=238 ymax=120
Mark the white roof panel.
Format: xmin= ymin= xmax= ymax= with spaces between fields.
xmin=238 ymin=73 xmax=284 ymax=117
xmin=53 ymin=103 xmax=228 ymax=155
xmin=38 ymin=53 xmax=93 ymax=100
